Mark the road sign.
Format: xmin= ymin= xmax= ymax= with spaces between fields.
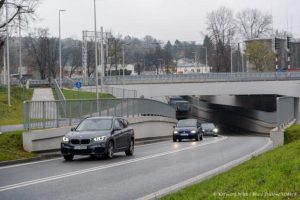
xmin=75 ymin=81 xmax=82 ymax=89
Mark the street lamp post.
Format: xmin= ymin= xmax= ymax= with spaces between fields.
xmin=6 ymin=1 xmax=11 ymax=106
xmin=59 ymin=9 xmax=66 ymax=88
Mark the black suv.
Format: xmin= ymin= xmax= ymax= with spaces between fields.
xmin=61 ymin=116 xmax=134 ymax=161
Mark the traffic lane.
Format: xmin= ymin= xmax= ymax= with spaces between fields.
xmin=0 ymin=137 xmax=222 ymax=187
xmin=0 ymin=136 xmax=269 ymax=200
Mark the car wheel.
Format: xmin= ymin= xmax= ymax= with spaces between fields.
xmin=196 ymin=134 xmax=200 ymax=141
xmin=125 ymin=139 xmax=134 ymax=156
xmin=173 ymin=137 xmax=177 ymax=142
xmin=105 ymin=141 xmax=114 ymax=159
xmin=63 ymin=155 xmax=74 ymax=161
xmin=200 ymin=135 xmax=203 ymax=141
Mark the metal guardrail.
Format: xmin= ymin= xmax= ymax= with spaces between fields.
xmin=103 ymin=72 xmax=300 ymax=84
xmin=28 ymin=79 xmax=50 ymax=87
xmin=277 ymin=97 xmax=295 ymax=129
xmin=23 ymin=98 xmax=176 ymax=130
xmin=53 ymin=79 xmax=66 ymax=101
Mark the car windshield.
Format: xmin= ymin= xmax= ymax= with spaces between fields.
xmin=76 ymin=118 xmax=112 ymax=131
xmin=177 ymin=119 xmax=196 ymax=127
xmin=201 ymin=123 xmax=215 ymax=129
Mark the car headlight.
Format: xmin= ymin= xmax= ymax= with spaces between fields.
xmin=191 ymin=130 xmax=197 ymax=134
xmin=62 ymin=137 xmax=69 ymax=142
xmin=173 ymin=131 xmax=178 ymax=134
xmin=94 ymin=136 xmax=107 ymax=142
xmin=213 ymin=128 xmax=218 ymax=133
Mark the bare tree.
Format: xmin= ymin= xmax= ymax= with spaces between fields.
xmin=0 ymin=0 xmax=38 ymax=48
xmin=206 ymin=7 xmax=236 ymax=72
xmin=236 ymin=9 xmax=272 ymax=39
xmin=26 ymin=28 xmax=58 ymax=81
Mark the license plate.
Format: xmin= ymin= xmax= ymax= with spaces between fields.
xmin=181 ymin=133 xmax=189 ymax=136
xmin=74 ymin=146 xmax=87 ymax=150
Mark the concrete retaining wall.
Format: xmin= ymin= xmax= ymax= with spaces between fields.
xmin=23 ymin=116 xmax=177 ymax=152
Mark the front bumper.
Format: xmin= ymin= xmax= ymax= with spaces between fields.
xmin=61 ymin=142 xmax=107 ymax=156
xmin=203 ymin=131 xmax=217 ymax=136
xmin=173 ymin=133 xmax=198 ymax=140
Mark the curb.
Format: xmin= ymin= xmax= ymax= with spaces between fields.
xmin=0 ymin=137 xmax=171 ymax=167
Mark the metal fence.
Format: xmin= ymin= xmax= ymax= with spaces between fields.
xmin=63 ymin=77 xmax=137 ymax=98
xmin=277 ymin=97 xmax=295 ymax=128
xmin=103 ymin=72 xmax=300 ymax=85
xmin=23 ymin=98 xmax=175 ymax=130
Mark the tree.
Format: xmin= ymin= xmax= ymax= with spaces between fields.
xmin=246 ymin=41 xmax=275 ymax=72
xmin=0 ymin=0 xmax=38 ymax=48
xmin=236 ymin=9 xmax=272 ymax=39
xmin=206 ymin=7 xmax=236 ymax=72
xmin=26 ymin=28 xmax=59 ymax=81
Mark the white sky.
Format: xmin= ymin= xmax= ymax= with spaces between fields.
xmin=29 ymin=0 xmax=300 ymax=43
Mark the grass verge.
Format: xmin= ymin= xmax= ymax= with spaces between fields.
xmin=62 ymin=89 xmax=114 ymax=100
xmin=0 ymin=86 xmax=33 ymax=125
xmin=161 ymin=125 xmax=300 ymax=200
xmin=0 ymin=130 xmax=37 ymax=162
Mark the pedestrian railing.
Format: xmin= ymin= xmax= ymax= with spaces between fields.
xmin=23 ymin=98 xmax=175 ymax=130
xmin=103 ymin=72 xmax=300 ymax=85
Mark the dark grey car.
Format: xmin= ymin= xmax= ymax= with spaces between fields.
xmin=61 ymin=116 xmax=134 ymax=161
xmin=200 ymin=123 xmax=218 ymax=137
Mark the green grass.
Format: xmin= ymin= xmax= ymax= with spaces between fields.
xmin=161 ymin=125 xmax=300 ymax=200
xmin=284 ymin=124 xmax=300 ymax=144
xmin=0 ymin=86 xmax=33 ymax=125
xmin=62 ymin=89 xmax=114 ymax=100
xmin=0 ymin=130 xmax=37 ymax=162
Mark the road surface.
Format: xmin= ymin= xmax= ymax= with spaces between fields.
xmin=0 ymin=134 xmax=271 ymax=200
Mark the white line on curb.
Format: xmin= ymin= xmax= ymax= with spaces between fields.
xmin=136 ymin=139 xmax=273 ymax=200
xmin=0 ymin=136 xmax=227 ymax=192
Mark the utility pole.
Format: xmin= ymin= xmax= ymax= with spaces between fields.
xmin=100 ymin=27 xmax=104 ymax=91
xmin=18 ymin=15 xmax=22 ymax=80
xmin=230 ymin=46 xmax=233 ymax=73
xmin=122 ymin=44 xmax=125 ymax=98
xmin=6 ymin=2 xmax=11 ymax=106
xmin=93 ymin=0 xmax=99 ymax=99
xmin=3 ymin=48 xmax=6 ymax=85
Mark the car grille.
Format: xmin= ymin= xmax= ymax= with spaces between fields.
xmin=71 ymin=139 xmax=91 ymax=145
xmin=178 ymin=130 xmax=191 ymax=134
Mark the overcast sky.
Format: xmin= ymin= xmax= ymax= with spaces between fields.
xmin=30 ymin=0 xmax=300 ymax=43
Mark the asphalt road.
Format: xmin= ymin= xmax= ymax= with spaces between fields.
xmin=0 ymin=134 xmax=271 ymax=200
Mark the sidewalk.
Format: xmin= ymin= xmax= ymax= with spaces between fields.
xmin=0 ymin=88 xmax=55 ymax=134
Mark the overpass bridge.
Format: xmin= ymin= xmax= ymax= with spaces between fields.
xmin=102 ymin=72 xmax=300 ymax=125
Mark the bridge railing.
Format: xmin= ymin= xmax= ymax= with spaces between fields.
xmin=23 ymin=98 xmax=175 ymax=130
xmin=103 ymin=72 xmax=300 ymax=84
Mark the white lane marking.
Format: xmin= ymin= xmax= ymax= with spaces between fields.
xmin=137 ymin=139 xmax=273 ymax=200
xmin=0 ymin=158 xmax=63 ymax=170
xmin=0 ymin=137 xmax=227 ymax=192
xmin=0 ymin=140 xmax=171 ymax=170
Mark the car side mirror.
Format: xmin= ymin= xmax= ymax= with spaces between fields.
xmin=71 ymin=127 xmax=76 ymax=131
